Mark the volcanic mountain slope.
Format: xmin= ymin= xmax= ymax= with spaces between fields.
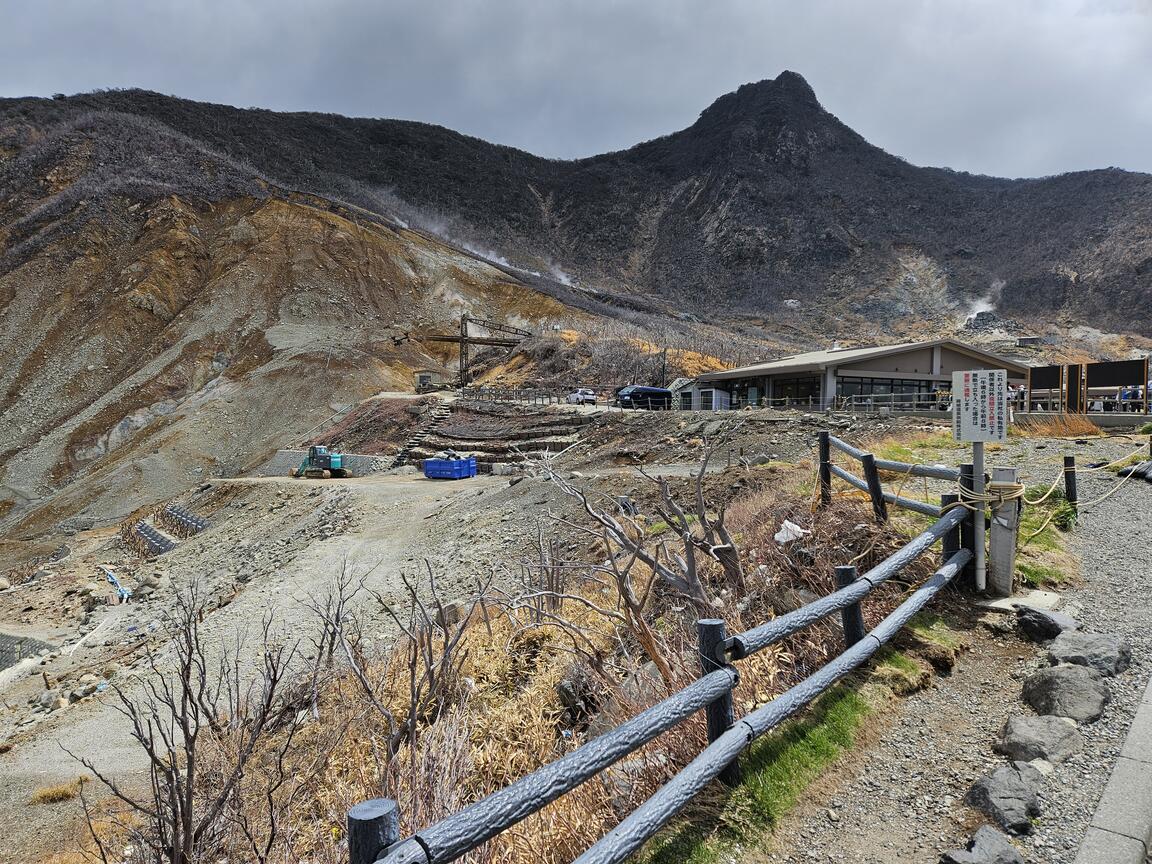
xmin=2 ymin=72 xmax=1152 ymax=545
xmin=0 ymin=173 xmax=573 ymax=541
xmin=6 ymin=72 xmax=1152 ymax=336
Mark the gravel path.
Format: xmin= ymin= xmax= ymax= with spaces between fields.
xmin=762 ymin=439 xmax=1152 ymax=863
xmin=1024 ymin=469 xmax=1152 ymax=862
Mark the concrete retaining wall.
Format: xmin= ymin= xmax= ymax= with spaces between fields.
xmin=250 ymin=450 xmax=390 ymax=478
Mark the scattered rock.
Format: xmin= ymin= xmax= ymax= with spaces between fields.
xmin=1022 ymin=663 xmax=1109 ymax=723
xmin=1028 ymin=758 xmax=1054 ymax=777
xmin=556 ymin=665 xmax=599 ymax=727
xmin=994 ymin=714 xmax=1082 ymax=763
xmin=589 ymin=661 xmax=665 ymax=735
xmin=966 ymin=762 xmax=1043 ymax=834
xmin=57 ymin=515 xmax=96 ymax=535
xmin=1047 ymin=631 xmax=1131 ymax=677
xmin=1014 ymin=605 xmax=1078 ymax=642
xmin=766 ymin=586 xmax=821 ymax=616
xmin=434 ymin=600 xmax=466 ymax=628
xmin=980 ymin=613 xmax=1017 ymax=636
xmin=0 ymin=577 xmax=9 ymax=591
xmin=940 ymin=825 xmax=1025 ymax=864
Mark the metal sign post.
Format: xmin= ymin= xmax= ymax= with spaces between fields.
xmin=952 ymin=369 xmax=1009 ymax=593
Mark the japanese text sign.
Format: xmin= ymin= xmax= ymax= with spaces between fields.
xmin=952 ymin=369 xmax=1008 ymax=442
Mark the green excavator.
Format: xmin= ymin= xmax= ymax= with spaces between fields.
xmin=292 ymin=445 xmax=352 ymax=479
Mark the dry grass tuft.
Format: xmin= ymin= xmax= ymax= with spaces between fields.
xmin=1013 ymin=414 xmax=1101 ymax=438
xmin=29 ymin=777 xmax=88 ymax=805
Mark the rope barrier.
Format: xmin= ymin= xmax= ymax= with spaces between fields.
xmin=1021 ymin=510 xmax=1059 ymax=545
xmin=1022 ymin=474 xmax=1064 ymax=506
xmin=821 ymin=434 xmax=1149 ymax=541
xmin=1073 ymin=467 xmax=1140 ymax=510
xmin=1076 ymin=443 xmax=1150 ymax=473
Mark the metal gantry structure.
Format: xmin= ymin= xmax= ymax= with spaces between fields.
xmin=420 ymin=313 xmax=532 ymax=386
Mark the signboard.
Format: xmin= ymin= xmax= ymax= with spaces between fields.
xmin=1085 ymin=358 xmax=1149 ymax=388
xmin=952 ymin=370 xmax=1008 ymax=442
xmin=1028 ymin=364 xmax=1061 ymax=391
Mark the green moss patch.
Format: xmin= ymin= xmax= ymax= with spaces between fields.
xmin=637 ymin=684 xmax=872 ymax=864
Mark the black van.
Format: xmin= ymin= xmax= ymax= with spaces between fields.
xmin=616 ymin=385 xmax=673 ymax=409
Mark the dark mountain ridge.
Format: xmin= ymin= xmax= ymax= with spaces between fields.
xmin=3 ymin=71 xmax=1152 ymax=333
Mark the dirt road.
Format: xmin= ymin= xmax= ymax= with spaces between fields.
xmin=0 ymin=470 xmax=507 ymax=864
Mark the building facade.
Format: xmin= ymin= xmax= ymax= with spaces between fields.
xmin=692 ymin=339 xmax=1030 ymax=410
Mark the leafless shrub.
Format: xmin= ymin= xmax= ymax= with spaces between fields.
xmin=329 ymin=565 xmax=492 ymax=762
xmin=67 ymin=586 xmax=335 ymax=864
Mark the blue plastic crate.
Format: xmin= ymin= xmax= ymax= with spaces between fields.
xmin=422 ymin=456 xmax=477 ymax=479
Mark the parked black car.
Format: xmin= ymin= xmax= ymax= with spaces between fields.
xmin=615 ymin=385 xmax=673 ymax=409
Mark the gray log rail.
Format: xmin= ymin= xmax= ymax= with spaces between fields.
xmin=350 ymin=504 xmax=974 ymax=864
xmin=818 ymin=430 xmax=962 ymax=521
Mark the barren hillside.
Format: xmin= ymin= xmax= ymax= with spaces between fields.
xmin=0 ymin=175 xmax=573 ymax=539
xmin=3 ymin=72 xmax=1152 ymax=544
xmin=7 ymin=73 xmax=1151 ymax=336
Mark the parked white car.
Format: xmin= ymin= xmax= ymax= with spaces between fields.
xmin=566 ymin=388 xmax=598 ymax=405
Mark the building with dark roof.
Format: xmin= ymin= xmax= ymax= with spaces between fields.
xmin=688 ymin=339 xmax=1030 ymax=410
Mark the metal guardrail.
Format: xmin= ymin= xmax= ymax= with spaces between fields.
xmin=838 ymin=390 xmax=954 ymax=413
xmin=459 ymin=387 xmax=569 ymax=407
xmin=349 ymin=486 xmax=975 ymax=864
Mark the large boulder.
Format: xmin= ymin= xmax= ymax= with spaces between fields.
xmin=1048 ymin=631 xmax=1131 ymax=677
xmin=1022 ymin=664 xmax=1109 ymax=723
xmin=995 ymin=714 xmax=1083 ymax=763
xmin=940 ymin=825 xmax=1025 ymax=864
xmin=966 ymin=763 xmax=1043 ymax=835
xmin=1014 ymin=605 xmax=1078 ymax=642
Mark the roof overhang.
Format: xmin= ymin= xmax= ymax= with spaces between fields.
xmin=697 ymin=339 xmax=1030 ymax=383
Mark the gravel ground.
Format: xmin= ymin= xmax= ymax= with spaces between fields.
xmin=1022 ymin=469 xmax=1152 ymax=863
xmin=763 ymin=437 xmax=1152 ymax=863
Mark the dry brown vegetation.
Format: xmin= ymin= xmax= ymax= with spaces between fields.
xmin=29 ymin=777 xmax=89 ymax=805
xmin=309 ymin=397 xmax=435 ymax=455
xmin=1012 ymin=414 xmax=1103 ymax=438
xmin=75 ymin=450 xmax=943 ymax=864
xmin=476 ymin=317 xmax=777 ymax=391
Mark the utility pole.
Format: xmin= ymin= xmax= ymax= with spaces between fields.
xmin=661 ymin=347 xmax=668 ymax=388
xmin=459 ymin=313 xmax=470 ymax=387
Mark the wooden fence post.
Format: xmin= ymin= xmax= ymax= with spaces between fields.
xmin=818 ymin=430 xmax=832 ymax=506
xmin=834 ymin=566 xmax=866 ymax=647
xmin=860 ymin=453 xmax=888 ymax=523
xmin=941 ymin=493 xmax=960 ymax=564
xmin=959 ymin=463 xmax=977 ymax=591
xmin=988 ymin=467 xmax=1019 ymax=597
xmin=1063 ymin=455 xmax=1078 ymax=510
xmin=347 ymin=799 xmax=400 ymax=864
xmin=697 ymin=619 xmax=740 ymax=786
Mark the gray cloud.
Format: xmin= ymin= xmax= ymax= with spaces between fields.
xmin=2 ymin=0 xmax=1151 ymax=177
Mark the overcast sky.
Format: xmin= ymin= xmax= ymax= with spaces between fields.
xmin=2 ymin=0 xmax=1151 ymax=178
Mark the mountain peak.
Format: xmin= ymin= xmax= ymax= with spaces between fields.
xmin=693 ymin=71 xmax=823 ymax=131
xmin=772 ymin=70 xmax=819 ymax=101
